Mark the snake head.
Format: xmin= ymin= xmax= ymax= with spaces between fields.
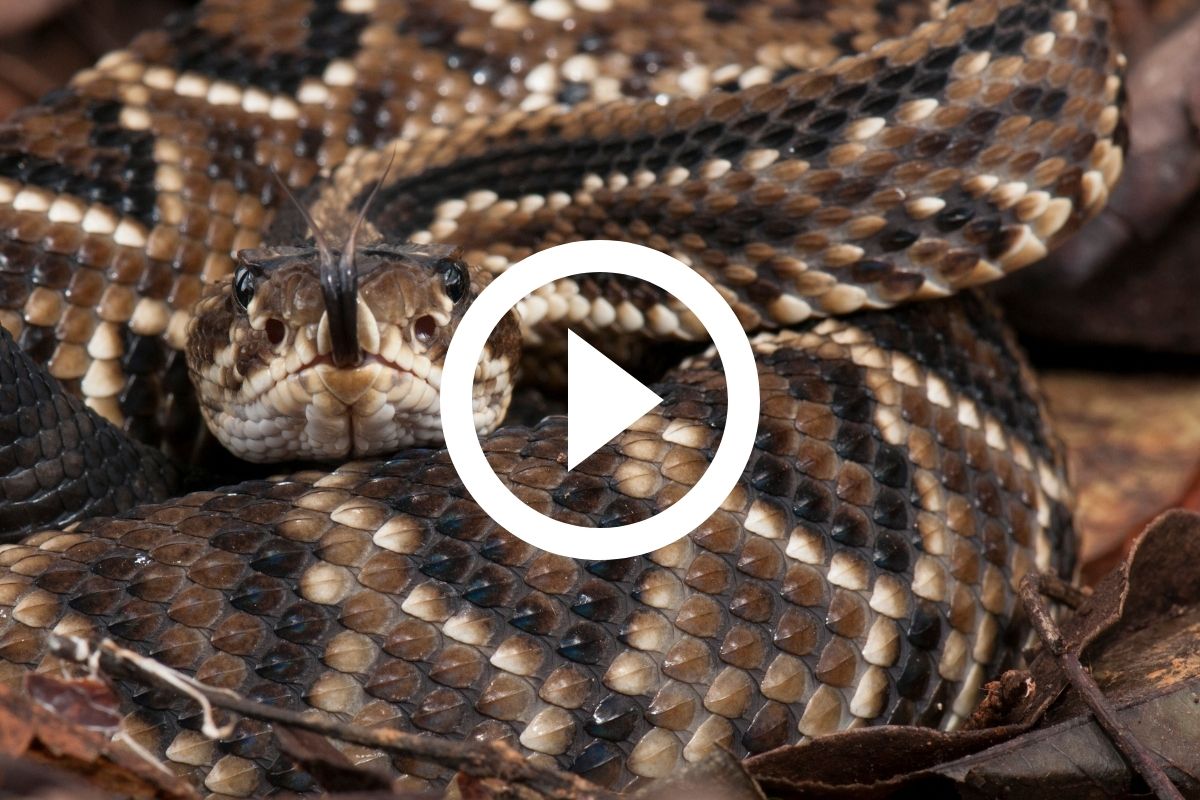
xmin=186 ymin=243 xmax=521 ymax=463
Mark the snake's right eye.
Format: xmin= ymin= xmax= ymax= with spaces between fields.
xmin=233 ymin=266 xmax=256 ymax=310
xmin=435 ymin=257 xmax=469 ymax=303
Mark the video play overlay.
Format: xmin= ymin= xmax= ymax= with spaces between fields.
xmin=442 ymin=240 xmax=760 ymax=560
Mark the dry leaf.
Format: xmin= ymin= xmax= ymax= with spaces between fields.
xmin=0 ymin=681 xmax=198 ymax=799
xmin=0 ymin=751 xmax=117 ymax=799
xmin=1041 ymin=373 xmax=1200 ymax=580
xmin=25 ymin=673 xmax=122 ymax=732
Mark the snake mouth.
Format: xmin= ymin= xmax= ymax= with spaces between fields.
xmin=220 ymin=347 xmax=444 ymax=462
xmin=239 ymin=341 xmax=440 ymax=405
xmin=277 ymin=346 xmax=440 ymax=411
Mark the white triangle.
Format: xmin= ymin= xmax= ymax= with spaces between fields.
xmin=567 ymin=329 xmax=664 ymax=471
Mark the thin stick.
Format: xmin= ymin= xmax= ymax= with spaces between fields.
xmin=48 ymin=634 xmax=617 ymax=800
xmin=1027 ymin=570 xmax=1090 ymax=609
xmin=1021 ymin=574 xmax=1184 ymax=800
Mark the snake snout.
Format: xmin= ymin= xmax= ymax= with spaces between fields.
xmin=315 ymin=362 xmax=381 ymax=406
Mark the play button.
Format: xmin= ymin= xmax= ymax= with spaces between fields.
xmin=440 ymin=240 xmax=760 ymax=560
xmin=566 ymin=330 xmax=663 ymax=471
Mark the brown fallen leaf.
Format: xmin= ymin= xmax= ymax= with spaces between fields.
xmin=744 ymin=726 xmax=1023 ymax=798
xmin=0 ymin=751 xmax=120 ymax=800
xmin=25 ymin=673 xmax=122 ymax=733
xmin=1040 ymin=373 xmax=1200 ymax=582
xmin=0 ymin=681 xmax=198 ymax=799
xmin=0 ymin=688 xmax=36 ymax=759
xmin=1034 ymin=509 xmax=1200 ymax=722
xmin=934 ymin=679 xmax=1199 ymax=798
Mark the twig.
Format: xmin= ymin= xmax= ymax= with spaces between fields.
xmin=1026 ymin=570 xmax=1090 ymax=610
xmin=70 ymin=634 xmax=235 ymax=741
xmin=1020 ymin=574 xmax=1184 ymax=800
xmin=47 ymin=634 xmax=618 ymax=800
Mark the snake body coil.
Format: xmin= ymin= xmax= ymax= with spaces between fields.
xmin=0 ymin=0 xmax=1120 ymax=794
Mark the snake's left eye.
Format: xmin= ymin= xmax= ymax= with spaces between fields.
xmin=233 ymin=266 xmax=256 ymax=310
xmin=439 ymin=260 xmax=468 ymax=303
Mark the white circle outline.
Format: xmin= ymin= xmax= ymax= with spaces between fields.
xmin=441 ymin=240 xmax=760 ymax=560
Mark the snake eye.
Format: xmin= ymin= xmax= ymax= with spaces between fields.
xmin=438 ymin=259 xmax=468 ymax=303
xmin=233 ymin=266 xmax=256 ymax=310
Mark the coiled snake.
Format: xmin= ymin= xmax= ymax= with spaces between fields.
xmin=0 ymin=0 xmax=1121 ymax=794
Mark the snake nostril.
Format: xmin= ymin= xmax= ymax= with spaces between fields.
xmin=414 ymin=314 xmax=437 ymax=344
xmin=265 ymin=318 xmax=286 ymax=345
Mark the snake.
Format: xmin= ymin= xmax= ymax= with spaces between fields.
xmin=0 ymin=0 xmax=1122 ymax=795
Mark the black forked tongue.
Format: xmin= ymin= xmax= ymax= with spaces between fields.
xmin=323 ymin=248 xmax=360 ymax=368
xmin=323 ymin=152 xmax=394 ymax=368
xmin=271 ymin=152 xmax=394 ymax=369
xmin=270 ymin=169 xmax=358 ymax=367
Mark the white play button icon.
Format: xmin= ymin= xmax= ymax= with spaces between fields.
xmin=566 ymin=330 xmax=664 ymax=471
xmin=441 ymin=240 xmax=760 ymax=560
